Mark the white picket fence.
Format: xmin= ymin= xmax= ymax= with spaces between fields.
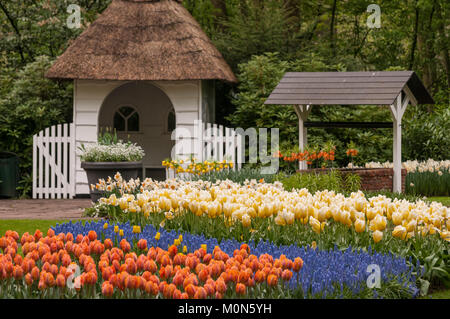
xmin=167 ymin=121 xmax=243 ymax=179
xmin=32 ymin=123 xmax=75 ymax=199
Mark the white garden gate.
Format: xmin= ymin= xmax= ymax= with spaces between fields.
xmin=32 ymin=123 xmax=75 ymax=199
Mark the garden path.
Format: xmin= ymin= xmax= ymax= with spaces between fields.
xmin=0 ymin=199 xmax=92 ymax=219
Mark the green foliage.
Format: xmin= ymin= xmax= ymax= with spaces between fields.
xmin=274 ymin=170 xmax=361 ymax=194
xmin=344 ymin=173 xmax=362 ymax=193
xmin=403 ymin=105 xmax=450 ymax=161
xmin=406 ymin=169 xmax=450 ymax=197
xmin=189 ymin=167 xmax=277 ymax=184
xmin=212 ymin=0 xmax=299 ymax=69
xmin=0 ymin=56 xmax=72 ymax=197
xmin=0 ymin=0 xmax=111 ymax=197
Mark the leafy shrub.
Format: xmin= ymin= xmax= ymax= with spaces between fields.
xmin=403 ymin=106 xmax=450 ymax=161
xmin=0 ymin=56 xmax=72 ymax=198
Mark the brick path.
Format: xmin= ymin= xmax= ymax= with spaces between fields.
xmin=0 ymin=199 xmax=93 ymax=220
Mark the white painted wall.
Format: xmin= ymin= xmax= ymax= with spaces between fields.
xmin=74 ymin=79 xmax=202 ymax=195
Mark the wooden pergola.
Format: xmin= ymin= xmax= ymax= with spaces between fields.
xmin=265 ymin=71 xmax=435 ymax=193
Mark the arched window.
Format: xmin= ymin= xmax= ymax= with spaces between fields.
xmin=113 ymin=106 xmax=140 ymax=132
xmin=167 ymin=108 xmax=176 ymax=133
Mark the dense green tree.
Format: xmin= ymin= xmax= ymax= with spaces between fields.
xmin=0 ymin=0 xmax=448 ymax=196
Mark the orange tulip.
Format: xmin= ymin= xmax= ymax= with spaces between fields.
xmin=173 ymin=289 xmax=182 ymax=299
xmin=281 ymin=269 xmax=293 ymax=281
xmin=293 ymin=257 xmax=304 ymax=272
xmin=25 ymin=273 xmax=33 ymax=286
xmin=47 ymin=229 xmax=55 ymax=238
xmin=185 ymin=283 xmax=196 ymax=298
xmin=215 ymin=278 xmax=227 ymax=294
xmin=194 ymin=286 xmax=207 ymax=299
xmin=87 ymin=231 xmax=97 ymax=242
xmin=267 ymin=274 xmax=278 ymax=287
xmin=236 ymin=283 xmax=246 ymax=295
xmin=13 ymin=265 xmax=23 ymax=280
xmin=198 ymin=268 xmax=209 ymax=282
xmin=104 ymin=238 xmax=113 ymax=250
xmin=137 ymin=239 xmax=148 ymax=251
xmin=56 ymin=274 xmax=66 ymax=288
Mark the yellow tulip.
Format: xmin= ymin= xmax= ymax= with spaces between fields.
xmin=294 ymin=203 xmax=307 ymax=220
xmin=103 ymin=223 xmax=108 ymax=230
xmin=372 ymin=230 xmax=383 ymax=243
xmin=373 ymin=214 xmax=387 ymax=231
xmin=132 ymin=225 xmax=141 ymax=234
xmin=366 ymin=208 xmax=377 ymax=220
xmin=189 ymin=201 xmax=199 ymax=215
xmin=392 ymin=225 xmax=407 ymax=240
xmin=318 ymin=207 xmax=328 ymax=222
xmin=309 ymin=216 xmax=321 ymax=234
xmin=155 ymin=232 xmax=161 ymax=240
xmin=440 ymin=231 xmax=450 ymax=241
xmin=405 ymin=220 xmax=417 ymax=232
xmin=241 ymin=214 xmax=251 ymax=227
xmin=354 ymin=219 xmax=366 ymax=233
xmin=275 ymin=214 xmax=286 ymax=226
xmin=392 ymin=212 xmax=403 ymax=225
xmin=246 ymin=207 xmax=256 ymax=218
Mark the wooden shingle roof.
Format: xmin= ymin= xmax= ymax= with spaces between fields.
xmin=265 ymin=71 xmax=434 ymax=105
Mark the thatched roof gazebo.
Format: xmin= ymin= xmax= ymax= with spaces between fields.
xmin=45 ymin=0 xmax=236 ymax=195
xmin=265 ymin=71 xmax=435 ymax=193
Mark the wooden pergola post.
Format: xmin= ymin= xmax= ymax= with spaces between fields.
xmin=390 ymin=93 xmax=409 ymax=193
xmin=293 ymin=105 xmax=312 ymax=170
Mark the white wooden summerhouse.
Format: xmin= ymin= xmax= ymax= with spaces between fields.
xmin=34 ymin=0 xmax=237 ymax=198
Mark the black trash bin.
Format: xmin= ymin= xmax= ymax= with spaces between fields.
xmin=0 ymin=152 xmax=19 ymax=198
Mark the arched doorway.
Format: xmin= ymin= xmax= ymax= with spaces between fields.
xmin=98 ymin=82 xmax=175 ymax=180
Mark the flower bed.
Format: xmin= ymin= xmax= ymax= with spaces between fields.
xmin=0 ymin=221 xmax=420 ymax=299
xmin=0 ymin=226 xmax=304 ymax=299
xmin=84 ymin=174 xmax=450 ymax=294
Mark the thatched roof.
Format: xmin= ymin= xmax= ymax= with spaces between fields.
xmin=45 ymin=0 xmax=237 ymax=82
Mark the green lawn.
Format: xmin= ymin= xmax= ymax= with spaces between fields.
xmin=0 ymin=219 xmax=83 ymax=237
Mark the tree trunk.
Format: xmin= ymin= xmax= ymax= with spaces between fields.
xmin=409 ymin=3 xmax=419 ymax=70
xmin=435 ymin=1 xmax=450 ymax=89
xmin=330 ymin=0 xmax=337 ymax=57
